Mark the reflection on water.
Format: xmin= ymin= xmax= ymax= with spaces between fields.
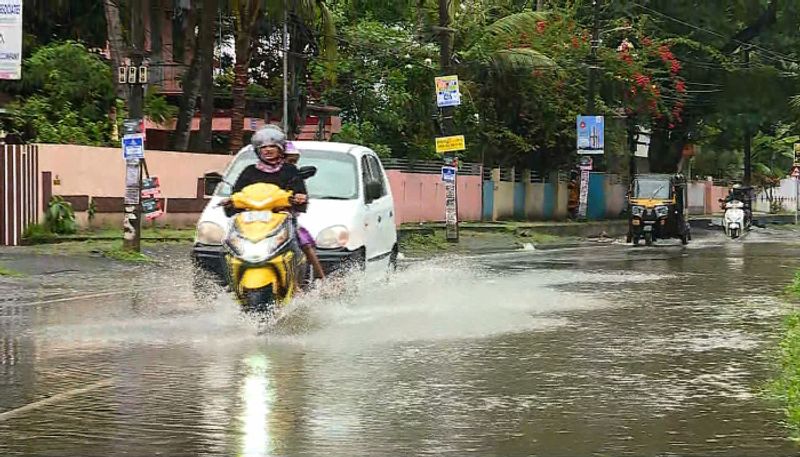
xmin=1 ymin=237 xmax=800 ymax=456
xmin=240 ymin=354 xmax=273 ymax=457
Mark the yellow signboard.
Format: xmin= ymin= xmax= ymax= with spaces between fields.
xmin=435 ymin=135 xmax=466 ymax=153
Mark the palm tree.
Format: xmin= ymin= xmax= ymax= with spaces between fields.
xmin=228 ymin=0 xmax=337 ymax=153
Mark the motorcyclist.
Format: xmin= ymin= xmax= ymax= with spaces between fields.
xmin=224 ymin=126 xmax=325 ymax=281
xmin=723 ymin=183 xmax=752 ymax=226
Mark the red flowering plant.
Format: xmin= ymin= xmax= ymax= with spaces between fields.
xmin=601 ymin=34 xmax=688 ymax=130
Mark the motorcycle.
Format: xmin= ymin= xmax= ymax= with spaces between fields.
xmin=221 ymin=180 xmax=312 ymax=315
xmin=723 ymin=199 xmax=746 ymax=239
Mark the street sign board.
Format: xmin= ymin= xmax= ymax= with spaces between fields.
xmin=577 ymin=115 xmax=604 ymax=154
xmin=441 ymin=166 xmax=456 ymax=182
xmin=0 ymin=1 xmax=23 ymax=80
xmin=635 ymin=125 xmax=650 ymax=158
xmin=435 ymin=75 xmax=461 ymax=108
xmin=435 ymin=135 xmax=466 ymax=154
xmin=794 ymin=143 xmax=800 ymax=166
xmin=791 ymin=165 xmax=800 ymax=179
xmin=122 ymin=133 xmax=145 ymax=160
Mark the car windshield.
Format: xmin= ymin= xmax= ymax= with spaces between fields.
xmin=298 ymin=149 xmax=359 ymax=200
xmin=215 ymin=146 xmax=257 ymax=197
xmin=215 ymin=146 xmax=359 ymax=200
xmin=632 ymin=179 xmax=671 ymax=199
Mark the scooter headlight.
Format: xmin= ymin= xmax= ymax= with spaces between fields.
xmin=655 ymin=205 xmax=669 ymax=217
xmin=631 ymin=205 xmax=644 ymax=217
xmin=225 ymin=222 xmax=291 ymax=264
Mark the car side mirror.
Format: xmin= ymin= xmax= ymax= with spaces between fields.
xmin=298 ymin=166 xmax=317 ymax=180
xmin=365 ymin=181 xmax=383 ymax=203
xmin=203 ymin=173 xmax=222 ymax=197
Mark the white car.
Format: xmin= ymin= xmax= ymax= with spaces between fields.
xmin=192 ymin=141 xmax=398 ymax=285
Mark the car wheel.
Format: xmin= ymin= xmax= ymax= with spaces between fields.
xmin=388 ymin=244 xmax=398 ymax=273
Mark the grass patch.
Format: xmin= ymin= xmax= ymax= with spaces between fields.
xmin=399 ymin=231 xmax=451 ymax=254
xmin=100 ymin=246 xmax=153 ymax=262
xmin=786 ymin=271 xmax=800 ymax=297
xmin=80 ymin=226 xmax=194 ymax=239
xmin=0 ymin=265 xmax=24 ymax=277
xmin=770 ymin=311 xmax=800 ymax=440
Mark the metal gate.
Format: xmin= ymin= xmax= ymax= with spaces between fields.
xmin=0 ymin=145 xmax=39 ymax=246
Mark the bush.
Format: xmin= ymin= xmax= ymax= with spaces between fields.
xmin=22 ymin=223 xmax=56 ymax=244
xmin=44 ymin=196 xmax=77 ymax=235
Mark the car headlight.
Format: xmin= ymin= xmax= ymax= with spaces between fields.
xmin=655 ymin=205 xmax=669 ymax=217
xmin=316 ymin=225 xmax=350 ymax=249
xmin=631 ymin=205 xmax=644 ymax=217
xmin=196 ymin=222 xmax=225 ymax=245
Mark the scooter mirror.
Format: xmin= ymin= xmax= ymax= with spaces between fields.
xmin=298 ymin=166 xmax=317 ymax=180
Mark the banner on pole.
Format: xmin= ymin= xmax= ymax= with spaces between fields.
xmin=577 ymin=115 xmax=604 ymax=155
xmin=577 ymin=156 xmax=593 ymax=218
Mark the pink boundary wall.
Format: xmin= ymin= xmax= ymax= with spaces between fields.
xmin=386 ymin=171 xmax=482 ymax=224
xmin=37 ymin=144 xmax=231 ymax=201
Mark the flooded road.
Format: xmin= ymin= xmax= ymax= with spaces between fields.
xmin=2 ymin=230 xmax=800 ymax=456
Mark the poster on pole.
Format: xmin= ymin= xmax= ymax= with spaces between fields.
xmin=444 ymin=179 xmax=458 ymax=240
xmin=577 ymin=115 xmax=604 ymax=155
xmin=435 ymin=75 xmax=461 ymax=108
xmin=577 ymin=156 xmax=593 ymax=219
xmin=0 ymin=1 xmax=22 ymax=80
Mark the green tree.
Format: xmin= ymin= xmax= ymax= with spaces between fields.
xmin=6 ymin=41 xmax=115 ymax=145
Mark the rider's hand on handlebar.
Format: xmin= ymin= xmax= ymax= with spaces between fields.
xmin=217 ymin=198 xmax=232 ymax=208
xmin=290 ymin=194 xmax=308 ymax=205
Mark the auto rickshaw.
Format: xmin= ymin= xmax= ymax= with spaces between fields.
xmin=626 ymin=173 xmax=691 ymax=246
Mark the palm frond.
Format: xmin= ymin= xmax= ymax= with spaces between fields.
xmin=484 ymin=11 xmax=549 ymax=46
xmin=491 ymin=48 xmax=557 ymax=72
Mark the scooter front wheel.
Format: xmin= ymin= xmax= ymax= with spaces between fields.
xmin=243 ymin=285 xmax=276 ymax=315
xmin=644 ymin=232 xmax=653 ymax=246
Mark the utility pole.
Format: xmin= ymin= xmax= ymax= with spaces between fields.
xmin=743 ymin=46 xmax=752 ymax=187
xmin=436 ymin=0 xmax=459 ymax=241
xmin=283 ymin=0 xmax=289 ymax=134
xmin=586 ymin=0 xmax=602 ymax=115
xmin=123 ymin=1 xmax=145 ymax=253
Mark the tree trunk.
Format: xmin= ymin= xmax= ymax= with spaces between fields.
xmin=104 ymin=0 xmax=126 ymax=100
xmin=172 ymin=3 xmax=202 ymax=151
xmin=104 ymin=0 xmax=126 ymax=141
xmin=229 ymin=61 xmax=248 ymax=154
xmin=229 ymin=6 xmax=257 ymax=154
xmin=196 ymin=0 xmax=217 ymax=152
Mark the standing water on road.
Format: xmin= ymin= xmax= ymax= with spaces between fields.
xmin=2 ymin=231 xmax=800 ymax=456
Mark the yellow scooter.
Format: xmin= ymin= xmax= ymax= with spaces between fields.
xmin=222 ymin=182 xmax=309 ymax=314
